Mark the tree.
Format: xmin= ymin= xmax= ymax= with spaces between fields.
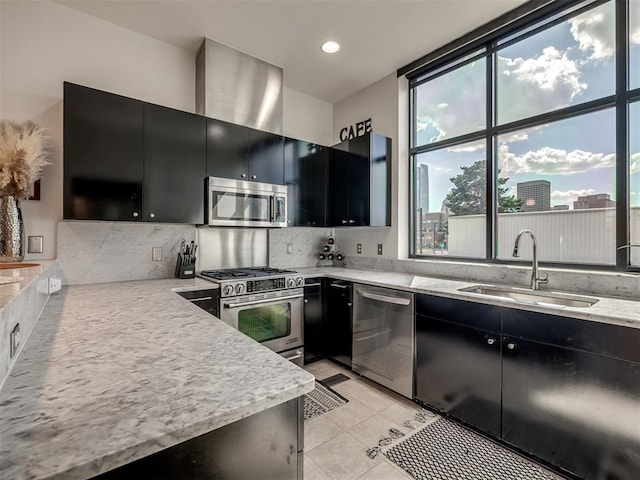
xmin=444 ymin=160 xmax=522 ymax=215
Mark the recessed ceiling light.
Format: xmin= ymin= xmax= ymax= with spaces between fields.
xmin=321 ymin=41 xmax=340 ymax=54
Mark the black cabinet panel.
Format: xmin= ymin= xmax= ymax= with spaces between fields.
xmin=143 ymin=104 xmax=206 ymax=224
xmin=416 ymin=313 xmax=501 ymax=437
xmin=248 ymin=129 xmax=284 ymax=184
xmin=64 ymin=82 xmax=143 ymax=221
xmin=416 ymin=294 xmax=501 ymax=333
xmin=503 ymin=308 xmax=640 ymax=363
xmin=329 ymin=133 xmax=391 ymax=227
xmin=284 ymin=139 xmax=328 ymax=226
xmin=206 ymin=118 xmax=248 ymax=180
xmin=304 ymin=278 xmax=324 ymax=364
xmin=324 ymin=279 xmax=353 ymax=368
xmin=502 ymin=334 xmax=640 ymax=480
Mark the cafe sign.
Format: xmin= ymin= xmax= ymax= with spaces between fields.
xmin=339 ymin=118 xmax=372 ymax=142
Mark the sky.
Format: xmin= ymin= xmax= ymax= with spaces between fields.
xmin=415 ymin=1 xmax=640 ymax=214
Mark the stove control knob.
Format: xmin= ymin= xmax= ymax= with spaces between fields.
xmin=296 ymin=277 xmax=304 ymax=287
xmin=286 ymin=278 xmax=295 ymax=288
xmin=222 ymin=285 xmax=234 ymax=297
xmin=235 ymin=283 xmax=245 ymax=295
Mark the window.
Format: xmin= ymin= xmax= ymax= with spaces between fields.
xmin=631 ymin=0 xmax=640 ymax=89
xmin=409 ymin=0 xmax=637 ymax=270
xmin=414 ymin=140 xmax=486 ymax=258
xmin=497 ymin=2 xmax=615 ymax=125
xmin=631 ymin=102 xmax=639 ymax=266
xmin=414 ymin=55 xmax=486 ymax=144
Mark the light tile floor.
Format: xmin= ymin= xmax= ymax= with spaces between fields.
xmin=303 ymin=359 xmax=563 ymax=480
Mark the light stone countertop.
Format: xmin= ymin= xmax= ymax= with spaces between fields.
xmin=0 ymin=277 xmax=314 ymax=480
xmin=297 ymin=267 xmax=640 ymax=329
xmin=0 ymin=261 xmax=56 ymax=308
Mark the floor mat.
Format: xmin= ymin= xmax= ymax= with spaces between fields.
xmin=384 ymin=416 xmax=558 ymax=480
xmin=304 ymin=382 xmax=348 ymax=421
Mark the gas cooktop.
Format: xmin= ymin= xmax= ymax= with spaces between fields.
xmin=200 ymin=266 xmax=298 ymax=281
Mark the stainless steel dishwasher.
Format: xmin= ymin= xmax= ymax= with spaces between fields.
xmin=353 ymin=284 xmax=414 ymax=398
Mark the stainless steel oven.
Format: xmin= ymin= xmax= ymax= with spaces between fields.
xmin=207 ymin=176 xmax=287 ymax=228
xmin=220 ymin=288 xmax=304 ymax=364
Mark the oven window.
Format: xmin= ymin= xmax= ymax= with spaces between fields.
xmin=237 ymin=303 xmax=291 ymax=343
xmin=212 ymin=191 xmax=269 ymax=222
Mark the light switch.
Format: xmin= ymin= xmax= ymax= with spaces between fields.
xmin=152 ymin=247 xmax=162 ymax=261
xmin=27 ymin=236 xmax=43 ymax=254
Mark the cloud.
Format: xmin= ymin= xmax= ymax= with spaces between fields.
xmin=436 ymin=103 xmax=449 ymax=110
xmin=569 ymin=3 xmax=616 ymax=60
xmin=447 ymin=140 xmax=485 ymax=153
xmin=500 ymin=131 xmax=529 ymax=144
xmin=551 ymin=188 xmax=597 ymax=207
xmin=498 ymin=144 xmax=616 ymax=176
xmin=631 ymin=152 xmax=640 ymax=174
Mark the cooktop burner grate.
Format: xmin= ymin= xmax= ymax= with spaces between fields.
xmin=200 ymin=266 xmax=298 ymax=280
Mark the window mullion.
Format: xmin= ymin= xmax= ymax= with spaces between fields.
xmin=486 ymin=47 xmax=496 ymax=261
xmin=615 ymin=0 xmax=629 ymax=269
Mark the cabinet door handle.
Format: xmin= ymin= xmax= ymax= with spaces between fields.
xmin=347 ymin=302 xmax=353 ymax=307
xmin=342 ymin=220 xmax=347 ymax=224
xmin=349 ymin=219 xmax=355 ymax=224
xmin=251 ymin=175 xmax=257 ymax=180
xmin=133 ymin=212 xmax=139 ymax=218
xmin=487 ymin=338 xmax=496 ymax=345
xmin=304 ymin=299 xmax=308 ymax=303
xmin=149 ymin=213 xmax=155 ymax=218
xmin=241 ymin=173 xmax=247 ymax=178
xmin=507 ymin=342 xmax=517 ymax=350
xmin=330 ymin=284 xmax=348 ymax=289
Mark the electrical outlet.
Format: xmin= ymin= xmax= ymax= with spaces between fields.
xmin=10 ymin=323 xmax=20 ymax=358
xmin=357 ymin=243 xmax=363 ymax=254
xmin=48 ymin=277 xmax=62 ymax=294
xmin=377 ymin=243 xmax=383 ymax=255
xmin=152 ymin=247 xmax=162 ymax=261
xmin=27 ymin=236 xmax=44 ymax=254
xmin=287 ymin=243 xmax=293 ymax=254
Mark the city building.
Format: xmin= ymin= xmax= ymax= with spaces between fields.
xmin=573 ymin=193 xmax=616 ymax=209
xmin=417 ymin=164 xmax=430 ymax=214
xmin=517 ymin=180 xmax=551 ymax=212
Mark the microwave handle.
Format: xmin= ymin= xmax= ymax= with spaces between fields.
xmin=270 ymin=196 xmax=275 ymax=222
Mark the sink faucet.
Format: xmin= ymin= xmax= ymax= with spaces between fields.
xmin=512 ymin=229 xmax=548 ymax=290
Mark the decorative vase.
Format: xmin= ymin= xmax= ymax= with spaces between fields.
xmin=0 ymin=196 xmax=25 ymax=262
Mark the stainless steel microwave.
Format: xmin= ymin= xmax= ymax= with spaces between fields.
xmin=207 ymin=177 xmax=287 ymax=227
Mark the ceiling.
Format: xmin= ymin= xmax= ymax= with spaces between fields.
xmin=55 ymin=0 xmax=528 ymax=104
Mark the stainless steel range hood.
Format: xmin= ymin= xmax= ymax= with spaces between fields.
xmin=196 ymin=38 xmax=283 ymax=135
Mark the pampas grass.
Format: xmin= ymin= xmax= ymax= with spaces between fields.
xmin=0 ymin=121 xmax=49 ymax=198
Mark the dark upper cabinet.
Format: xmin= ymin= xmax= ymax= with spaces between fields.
xmin=143 ymin=104 xmax=206 ymax=224
xmin=284 ymin=138 xmax=329 ymax=226
xmin=248 ymin=128 xmax=284 ymax=184
xmin=64 ymin=82 xmax=144 ymax=221
xmin=206 ymin=119 xmax=284 ymax=184
xmin=206 ymin=118 xmax=249 ymax=180
xmin=330 ymin=133 xmax=391 ymax=227
xmin=415 ymin=295 xmax=502 ymax=438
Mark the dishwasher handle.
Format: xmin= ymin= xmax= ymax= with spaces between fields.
xmin=358 ymin=290 xmax=411 ymax=306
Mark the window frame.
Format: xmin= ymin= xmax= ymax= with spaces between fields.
xmin=406 ymin=0 xmax=638 ymax=272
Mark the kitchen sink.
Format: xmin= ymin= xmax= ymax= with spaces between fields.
xmin=458 ymin=285 xmax=599 ymax=308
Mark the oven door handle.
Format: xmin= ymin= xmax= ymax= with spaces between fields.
xmin=223 ymin=294 xmax=303 ymax=309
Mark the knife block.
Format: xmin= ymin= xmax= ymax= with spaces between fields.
xmin=175 ymin=254 xmax=196 ymax=279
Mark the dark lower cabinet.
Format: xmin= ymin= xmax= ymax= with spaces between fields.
xmin=143 ymin=104 xmax=206 ymax=224
xmin=501 ymin=309 xmax=640 ymax=480
xmin=415 ymin=296 xmax=502 ymax=438
xmin=324 ymin=279 xmax=353 ymax=368
xmin=64 ymin=82 xmax=143 ymax=221
xmin=303 ymin=278 xmax=324 ymax=364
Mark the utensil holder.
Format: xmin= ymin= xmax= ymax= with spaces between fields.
xmin=175 ymin=254 xmax=195 ymax=279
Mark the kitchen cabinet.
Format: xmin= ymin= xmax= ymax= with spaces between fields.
xmin=206 ymin=118 xmax=284 ymax=184
xmin=284 ymin=138 xmax=329 ymax=226
xmin=64 ymin=82 xmax=144 ymax=221
xmin=330 ymin=133 xmax=391 ymax=227
xmin=143 ymin=103 xmax=206 ymax=224
xmin=415 ymin=295 xmax=502 ymax=437
xmin=303 ymin=278 xmax=324 ymax=364
xmin=501 ymin=309 xmax=640 ymax=480
xmin=324 ymin=279 xmax=353 ymax=368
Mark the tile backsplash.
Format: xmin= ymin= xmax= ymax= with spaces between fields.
xmin=269 ymin=227 xmax=331 ymax=268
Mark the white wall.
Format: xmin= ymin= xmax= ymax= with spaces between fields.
xmin=332 ymin=72 xmax=405 ymax=259
xmin=283 ymin=87 xmax=333 ymax=146
xmin=0 ymin=1 xmax=334 ymax=263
